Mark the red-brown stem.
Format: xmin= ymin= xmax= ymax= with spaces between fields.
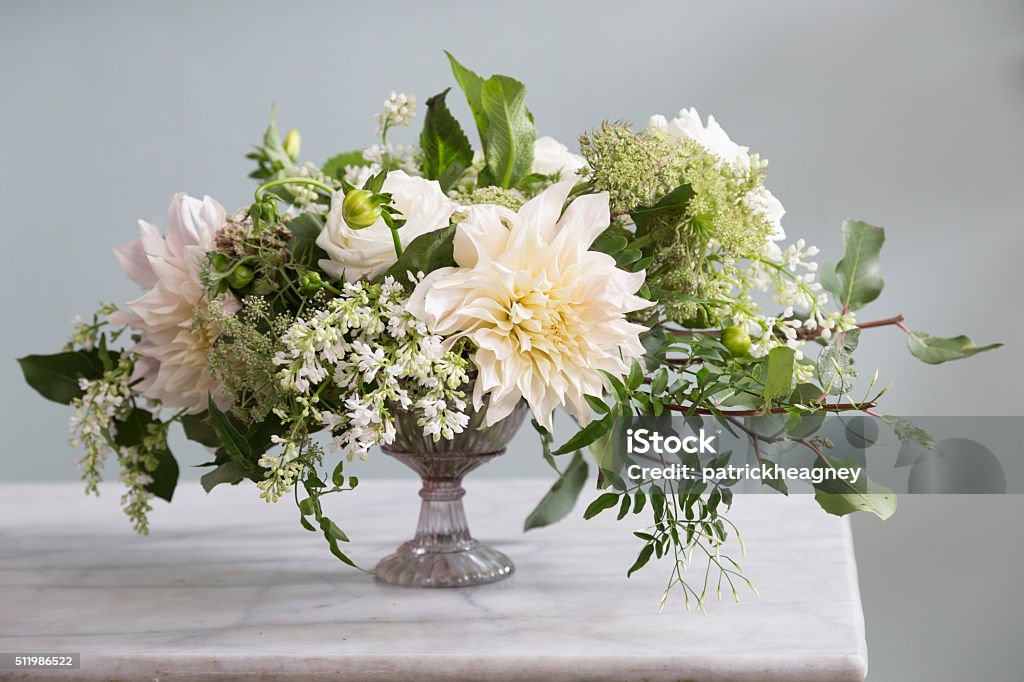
xmin=661 ymin=402 xmax=876 ymax=417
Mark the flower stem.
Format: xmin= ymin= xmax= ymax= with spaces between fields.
xmin=389 ymin=226 xmax=403 ymax=259
xmin=255 ymin=177 xmax=335 ymax=202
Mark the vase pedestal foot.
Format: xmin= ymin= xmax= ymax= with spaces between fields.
xmin=375 ymin=541 xmax=514 ymax=588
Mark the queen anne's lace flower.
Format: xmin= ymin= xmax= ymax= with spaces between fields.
xmin=407 ymin=181 xmax=652 ymax=430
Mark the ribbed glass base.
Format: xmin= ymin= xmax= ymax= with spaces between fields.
xmin=374 ymin=400 xmax=528 ymax=588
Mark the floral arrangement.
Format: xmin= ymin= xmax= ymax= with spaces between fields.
xmin=19 ymin=54 xmax=998 ymax=609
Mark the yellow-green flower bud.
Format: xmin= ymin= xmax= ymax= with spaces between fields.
xmin=208 ymin=252 xmax=231 ymax=273
xmin=227 ymin=264 xmax=254 ymax=289
xmin=342 ymin=189 xmax=381 ymax=229
xmin=301 ymin=271 xmax=323 ymax=294
xmin=283 ymin=129 xmax=301 ymax=162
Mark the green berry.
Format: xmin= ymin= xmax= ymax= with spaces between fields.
xmin=227 ymin=264 xmax=254 ymax=289
xmin=721 ymin=326 xmax=751 ymax=356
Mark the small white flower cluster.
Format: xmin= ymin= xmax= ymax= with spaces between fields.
xmin=69 ymin=360 xmax=133 ymax=494
xmin=729 ymin=239 xmax=853 ymax=361
xmin=117 ymin=446 xmax=156 ymax=534
xmin=343 ymin=144 xmax=419 ymax=188
xmin=271 ymin=277 xmax=469 ymax=470
xmin=256 ymin=435 xmax=304 ymax=502
xmin=375 ymin=91 xmax=416 ymax=134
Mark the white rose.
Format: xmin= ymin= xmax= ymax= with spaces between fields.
xmin=316 ymin=171 xmax=457 ymax=282
xmin=531 ymin=136 xmax=586 ymax=180
xmin=648 ymin=108 xmax=751 ymax=172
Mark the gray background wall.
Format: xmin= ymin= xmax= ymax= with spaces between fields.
xmin=1 ymin=1 xmax=1022 ymax=679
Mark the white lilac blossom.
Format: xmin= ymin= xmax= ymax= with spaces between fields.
xmin=407 ymin=180 xmax=652 ymax=430
xmin=375 ymin=91 xmax=416 ymax=135
xmin=109 ymin=193 xmax=238 ymax=412
xmin=316 ymin=171 xmax=457 ymax=281
xmin=265 ymin=278 xmax=469 ymax=500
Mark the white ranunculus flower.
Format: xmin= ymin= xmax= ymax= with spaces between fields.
xmin=109 ymin=193 xmax=237 ymax=413
xmin=407 ymin=181 xmax=652 ymax=430
xmin=531 ymin=136 xmax=587 ymax=180
xmin=649 ymin=107 xmax=751 ymax=171
xmin=317 ymin=171 xmax=456 ymax=282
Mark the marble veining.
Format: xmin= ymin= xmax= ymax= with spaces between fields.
xmin=0 ymin=480 xmax=867 ymax=681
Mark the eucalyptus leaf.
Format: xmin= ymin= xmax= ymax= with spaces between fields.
xmin=523 ymin=452 xmax=588 ymax=531
xmin=763 ymin=346 xmax=795 ymax=400
xmin=882 ymin=415 xmax=937 ymax=452
xmin=552 ymin=414 xmax=612 ymax=456
xmin=820 ymin=219 xmax=885 ymax=311
xmin=906 ymin=331 xmax=1001 ymax=365
xmin=817 ymin=328 xmax=860 ymax=395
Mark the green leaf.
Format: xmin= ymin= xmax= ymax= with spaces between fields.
xmin=419 ymin=89 xmax=473 ymax=192
xmin=181 ymin=413 xmax=220 ymax=448
xmin=814 ymin=479 xmax=897 ymax=520
xmin=763 ymin=346 xmax=795 ymax=400
xmin=207 ymin=397 xmax=253 ymax=471
xmin=481 ymin=74 xmax=536 ymax=188
xmin=906 ymin=331 xmax=1002 ymax=365
xmin=318 ymin=516 xmax=358 ymax=569
xmin=820 ymin=219 xmax=885 ymax=311
xmin=523 ymin=452 xmax=588 ymax=531
xmin=583 ymin=394 xmax=610 ymax=415
xmin=445 ymin=52 xmax=488 ymax=146
xmin=200 ymin=461 xmax=246 ymax=493
xmin=321 ymin=151 xmax=368 ymax=182
xmin=882 ymin=415 xmax=937 ymax=452
xmin=112 ymin=408 xmax=179 ymax=502
xmin=812 ymin=454 xmax=896 ymax=520
xmin=17 ymin=350 xmax=111 ymax=404
xmin=583 ymin=492 xmax=620 ymax=520
xmin=286 ymin=213 xmax=328 ymax=269
xmin=627 ymin=543 xmax=654 ymax=577
xmin=382 ymin=223 xmax=457 ymax=285
xmin=626 ymin=359 xmax=644 ymax=391
xmin=817 ymin=328 xmax=860 ymax=396
xmin=630 ymin=183 xmax=695 ymax=232
xmin=552 ymin=415 xmax=612 ymax=457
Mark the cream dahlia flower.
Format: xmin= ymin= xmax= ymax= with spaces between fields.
xmin=110 ymin=193 xmax=236 ymax=413
xmin=317 ymin=171 xmax=457 ymax=282
xmin=407 ymin=181 xmax=652 ymax=430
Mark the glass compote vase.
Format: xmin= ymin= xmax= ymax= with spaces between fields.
xmin=375 ymin=399 xmax=529 ymax=588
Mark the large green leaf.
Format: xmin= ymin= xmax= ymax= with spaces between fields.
xmin=207 ymin=398 xmax=254 ymax=471
xmin=200 ymin=461 xmax=247 ymax=493
xmin=906 ymin=331 xmax=1002 ymax=365
xmin=113 ymin=408 xmax=179 ymax=502
xmin=763 ymin=346 xmax=795 ymax=400
xmin=481 ymin=75 xmax=536 ymax=188
xmin=287 ymin=212 xmax=327 ymax=269
xmin=17 ymin=349 xmax=113 ymax=404
xmin=181 ymin=413 xmax=220 ymax=448
xmin=523 ymin=452 xmax=589 ymax=531
xmin=382 ymin=224 xmax=457 ymax=285
xmin=445 ymin=52 xmax=488 ymax=146
xmin=817 ymin=328 xmax=860 ymax=396
xmin=321 ymin=151 xmax=368 ymax=182
xmin=820 ymin=219 xmax=885 ymax=311
xmin=419 ymin=89 xmax=473 ymax=192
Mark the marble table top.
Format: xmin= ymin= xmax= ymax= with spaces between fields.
xmin=0 ymin=480 xmax=866 ymax=681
